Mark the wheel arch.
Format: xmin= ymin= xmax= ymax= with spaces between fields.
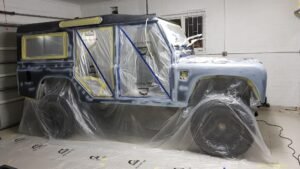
xmin=187 ymin=75 xmax=263 ymax=106
xmin=36 ymin=76 xmax=79 ymax=100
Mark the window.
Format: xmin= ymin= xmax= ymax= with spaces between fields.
xmin=185 ymin=16 xmax=203 ymax=49
xmin=75 ymin=27 xmax=114 ymax=97
xmin=21 ymin=32 xmax=68 ymax=60
xmin=118 ymin=23 xmax=171 ymax=98
xmin=167 ymin=12 xmax=205 ymax=53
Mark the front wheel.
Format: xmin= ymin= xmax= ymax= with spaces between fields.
xmin=190 ymin=96 xmax=255 ymax=157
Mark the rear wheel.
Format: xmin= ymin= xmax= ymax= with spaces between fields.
xmin=190 ymin=97 xmax=255 ymax=157
xmin=37 ymin=94 xmax=74 ymax=138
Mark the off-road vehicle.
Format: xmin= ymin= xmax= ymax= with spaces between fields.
xmin=17 ymin=14 xmax=267 ymax=157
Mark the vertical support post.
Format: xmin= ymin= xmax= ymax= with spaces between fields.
xmin=146 ymin=0 xmax=149 ymax=15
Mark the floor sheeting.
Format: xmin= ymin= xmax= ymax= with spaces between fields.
xmin=0 ymin=107 xmax=299 ymax=169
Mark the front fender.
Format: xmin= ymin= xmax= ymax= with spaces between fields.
xmin=173 ymin=57 xmax=267 ymax=105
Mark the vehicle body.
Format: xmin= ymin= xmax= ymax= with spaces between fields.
xmin=16 ymin=14 xmax=267 ymax=157
xmin=17 ymin=14 xmax=267 ymax=107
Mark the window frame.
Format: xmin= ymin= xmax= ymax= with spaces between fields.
xmin=74 ymin=26 xmax=115 ymax=98
xmin=117 ymin=23 xmax=172 ymax=99
xmin=21 ymin=32 xmax=68 ymax=60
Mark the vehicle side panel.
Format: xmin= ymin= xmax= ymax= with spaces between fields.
xmin=173 ymin=60 xmax=267 ymax=105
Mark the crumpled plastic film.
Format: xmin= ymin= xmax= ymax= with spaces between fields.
xmin=0 ymin=132 xmax=279 ymax=169
xmin=19 ymin=78 xmax=271 ymax=162
xmin=151 ymin=94 xmax=270 ymax=161
xmin=75 ymin=27 xmax=114 ymax=97
xmin=19 ymin=79 xmax=104 ymax=138
xmin=158 ymin=19 xmax=194 ymax=60
xmin=119 ymin=23 xmax=171 ymax=97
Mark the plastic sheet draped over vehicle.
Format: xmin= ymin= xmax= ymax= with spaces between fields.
xmin=75 ymin=27 xmax=114 ymax=97
xmin=19 ymin=79 xmax=271 ymax=162
xmin=158 ymin=19 xmax=192 ymax=60
xmin=118 ymin=23 xmax=171 ymax=98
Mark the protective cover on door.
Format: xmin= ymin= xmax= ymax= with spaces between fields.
xmin=75 ymin=27 xmax=114 ymax=97
xmin=118 ymin=23 xmax=171 ymax=98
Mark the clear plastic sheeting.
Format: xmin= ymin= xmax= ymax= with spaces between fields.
xmin=75 ymin=27 xmax=114 ymax=97
xmin=118 ymin=23 xmax=171 ymax=98
xmin=0 ymin=133 xmax=280 ymax=169
xmin=151 ymin=95 xmax=269 ymax=160
xmin=158 ymin=19 xmax=193 ymax=60
xmin=19 ymin=79 xmax=271 ymax=162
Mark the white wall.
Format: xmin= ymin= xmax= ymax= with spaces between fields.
xmin=0 ymin=0 xmax=81 ymax=24
xmin=81 ymin=0 xmax=300 ymax=107
xmin=0 ymin=0 xmax=81 ymax=128
xmin=81 ymin=0 xmax=145 ymax=17
xmin=226 ymin=0 xmax=300 ymax=107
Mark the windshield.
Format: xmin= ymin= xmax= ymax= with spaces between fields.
xmin=158 ymin=19 xmax=187 ymax=46
xmin=158 ymin=19 xmax=193 ymax=59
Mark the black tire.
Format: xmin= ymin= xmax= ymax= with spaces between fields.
xmin=190 ymin=97 xmax=255 ymax=157
xmin=37 ymin=94 xmax=74 ymax=138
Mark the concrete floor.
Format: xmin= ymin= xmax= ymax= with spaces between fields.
xmin=257 ymin=107 xmax=300 ymax=168
xmin=0 ymin=106 xmax=299 ymax=169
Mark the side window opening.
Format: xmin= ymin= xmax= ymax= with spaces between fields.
xmin=118 ymin=23 xmax=171 ymax=98
xmin=21 ymin=32 xmax=68 ymax=60
xmin=75 ymin=27 xmax=114 ymax=97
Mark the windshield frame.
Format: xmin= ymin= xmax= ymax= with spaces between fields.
xmin=157 ymin=18 xmax=191 ymax=62
xmin=157 ymin=18 xmax=187 ymax=46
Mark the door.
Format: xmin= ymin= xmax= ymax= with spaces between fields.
xmin=75 ymin=27 xmax=114 ymax=98
xmin=118 ymin=22 xmax=172 ymax=99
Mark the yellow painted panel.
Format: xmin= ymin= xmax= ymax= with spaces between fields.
xmin=59 ymin=17 xmax=102 ymax=28
xmin=76 ymin=75 xmax=110 ymax=97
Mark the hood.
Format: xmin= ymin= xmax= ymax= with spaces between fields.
xmin=178 ymin=56 xmax=263 ymax=65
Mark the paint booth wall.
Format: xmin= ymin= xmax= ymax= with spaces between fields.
xmin=81 ymin=0 xmax=300 ymax=107
xmin=0 ymin=0 xmax=81 ymax=129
